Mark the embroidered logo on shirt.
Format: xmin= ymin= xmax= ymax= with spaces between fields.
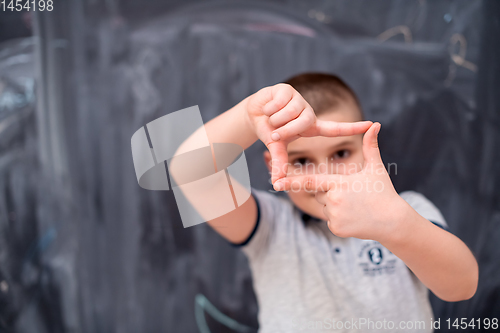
xmin=368 ymin=247 xmax=383 ymax=265
xmin=358 ymin=241 xmax=397 ymax=276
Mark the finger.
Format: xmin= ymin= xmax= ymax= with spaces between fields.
xmin=267 ymin=141 xmax=289 ymax=184
xmin=362 ymin=122 xmax=384 ymax=170
xmin=270 ymin=107 xmax=315 ymax=142
xmin=268 ymin=98 xmax=305 ymax=128
xmin=315 ymin=191 xmax=328 ymax=205
xmin=323 ymin=206 xmax=335 ymax=224
xmin=309 ymin=119 xmax=373 ymax=137
xmin=261 ymin=84 xmax=294 ymax=117
xmin=273 ymin=174 xmax=343 ymax=192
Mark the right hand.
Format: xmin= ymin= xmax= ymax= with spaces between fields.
xmin=245 ymin=83 xmax=373 ymax=184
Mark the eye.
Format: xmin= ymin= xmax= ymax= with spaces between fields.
xmin=292 ymin=157 xmax=311 ymax=166
xmin=332 ymin=149 xmax=350 ymax=160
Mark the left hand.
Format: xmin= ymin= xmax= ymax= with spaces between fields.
xmin=273 ymin=122 xmax=407 ymax=242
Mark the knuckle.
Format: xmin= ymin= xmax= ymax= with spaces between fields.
xmin=269 ymin=85 xmax=293 ymax=108
xmin=331 ymin=194 xmax=342 ymax=205
xmin=258 ymin=86 xmax=273 ymax=103
xmin=268 ymin=114 xmax=279 ymax=127
xmin=302 ymin=108 xmax=315 ymax=124
xmin=325 ymin=190 xmax=332 ymax=201
xmin=303 ymin=175 xmax=315 ymax=191
xmin=328 ymin=220 xmax=347 ymax=237
xmin=333 ymin=123 xmax=341 ymax=136
xmin=276 ymin=127 xmax=288 ymax=139
xmin=323 ymin=206 xmax=332 ymax=219
xmin=276 ymin=82 xmax=294 ymax=93
xmin=275 ymin=83 xmax=295 ymax=100
xmin=286 ymin=102 xmax=301 ymax=117
xmin=326 ymin=191 xmax=337 ymax=203
xmin=327 ymin=218 xmax=338 ymax=232
xmin=257 ymin=86 xmax=271 ymax=97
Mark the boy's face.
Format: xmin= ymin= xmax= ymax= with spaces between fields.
xmin=264 ymin=103 xmax=365 ymax=221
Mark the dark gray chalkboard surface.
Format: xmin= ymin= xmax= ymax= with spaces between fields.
xmin=0 ymin=0 xmax=498 ymax=332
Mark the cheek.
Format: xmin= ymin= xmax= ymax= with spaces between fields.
xmin=288 ymin=190 xmax=319 ymax=208
xmin=287 ymin=191 xmax=327 ymax=220
xmin=288 ymin=191 xmax=313 ymax=207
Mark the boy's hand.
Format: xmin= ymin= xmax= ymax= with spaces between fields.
xmin=273 ymin=123 xmax=407 ymax=242
xmin=245 ymin=83 xmax=373 ymax=184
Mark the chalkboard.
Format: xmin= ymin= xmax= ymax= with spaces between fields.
xmin=0 ymin=0 xmax=498 ymax=332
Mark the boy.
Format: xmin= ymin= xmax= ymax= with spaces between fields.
xmin=176 ymin=73 xmax=478 ymax=332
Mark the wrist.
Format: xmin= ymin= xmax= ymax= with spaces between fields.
xmin=234 ymin=95 xmax=259 ymax=148
xmin=376 ymin=195 xmax=417 ymax=248
xmin=241 ymin=95 xmax=254 ymax=130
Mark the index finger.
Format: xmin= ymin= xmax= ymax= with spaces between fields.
xmin=311 ymin=120 xmax=373 ymax=137
xmin=273 ymin=174 xmax=343 ymax=192
xmin=267 ymin=141 xmax=289 ymax=184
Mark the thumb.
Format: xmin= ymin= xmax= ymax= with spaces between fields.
xmin=267 ymin=141 xmax=289 ymax=184
xmin=362 ymin=122 xmax=383 ymax=170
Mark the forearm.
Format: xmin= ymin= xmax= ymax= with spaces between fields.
xmin=173 ymin=95 xmax=257 ymax=161
xmin=380 ymin=199 xmax=478 ymax=302
xmin=204 ymin=95 xmax=258 ymax=150
xmin=169 ymin=95 xmax=258 ymax=237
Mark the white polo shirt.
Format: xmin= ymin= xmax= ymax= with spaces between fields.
xmin=232 ymin=189 xmax=448 ymax=333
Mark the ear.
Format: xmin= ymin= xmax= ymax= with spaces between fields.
xmin=263 ymin=150 xmax=272 ymax=173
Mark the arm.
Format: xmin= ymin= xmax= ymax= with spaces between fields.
xmin=200 ymin=96 xmax=259 ymax=243
xmin=204 ymin=96 xmax=258 ymax=153
xmin=170 ymin=84 xmax=372 ymax=243
xmin=381 ymin=199 xmax=478 ymax=302
xmin=275 ymin=123 xmax=478 ymax=302
xmin=170 ymin=95 xmax=259 ymax=243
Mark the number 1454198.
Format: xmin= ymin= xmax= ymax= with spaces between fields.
xmin=1 ymin=0 xmax=53 ymax=11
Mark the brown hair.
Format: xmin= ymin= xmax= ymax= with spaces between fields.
xmin=283 ymin=72 xmax=364 ymax=120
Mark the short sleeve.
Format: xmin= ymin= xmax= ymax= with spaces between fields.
xmin=399 ymin=191 xmax=449 ymax=231
xmin=230 ymin=188 xmax=285 ymax=261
